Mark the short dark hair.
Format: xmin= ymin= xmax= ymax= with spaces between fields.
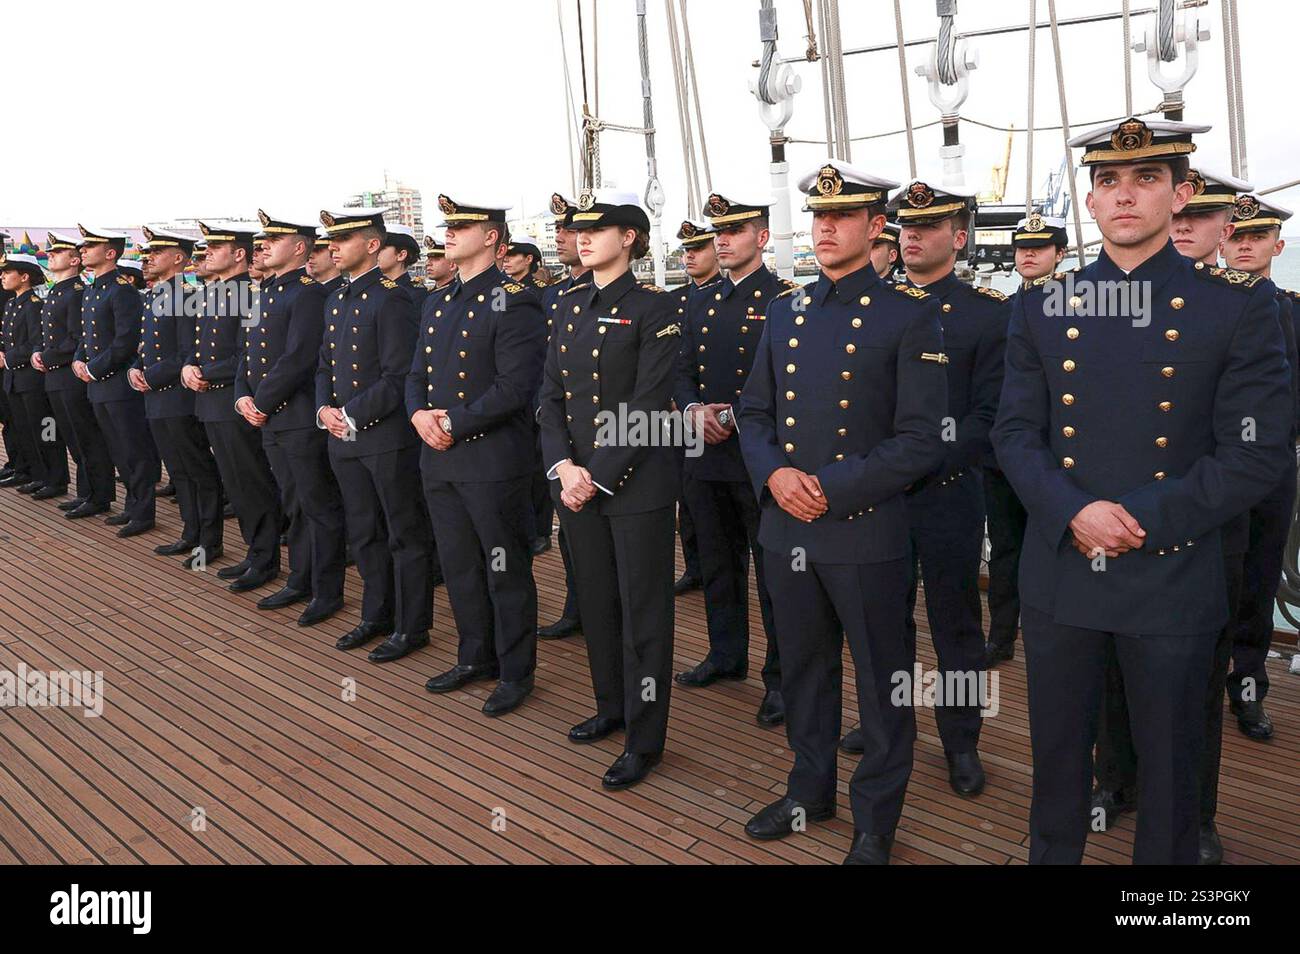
xmin=952 ymin=209 xmax=971 ymax=232
xmin=1089 ymin=156 xmax=1189 ymax=185
xmin=105 ymin=238 xmax=126 ymax=259
xmin=354 ymin=225 xmax=384 ymax=244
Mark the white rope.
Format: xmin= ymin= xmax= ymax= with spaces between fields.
xmin=894 ymin=0 xmax=918 ymax=179
xmin=556 ymin=0 xmax=581 ymax=196
xmin=1026 ymin=0 xmax=1037 ymax=215
xmin=817 ymin=0 xmax=834 ymax=153
xmin=1227 ymin=0 xmax=1248 ymax=179
xmin=1122 ymin=0 xmax=1133 ymax=115
xmin=825 ymin=0 xmax=851 ymax=159
xmin=784 ymin=106 xmax=1165 ymax=145
xmin=664 ymin=0 xmax=701 ymax=217
xmin=1047 ymin=0 xmax=1089 ymax=269
xmin=680 ymin=0 xmax=713 ymax=192
xmin=1220 ymin=0 xmax=1240 ymax=175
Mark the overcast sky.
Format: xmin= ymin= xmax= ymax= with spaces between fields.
xmin=2 ymin=0 xmax=1295 ymax=235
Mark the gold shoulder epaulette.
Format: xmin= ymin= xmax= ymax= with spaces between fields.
xmin=116 ymin=276 xmax=131 ymax=285
xmin=300 ymin=275 xmax=314 ymax=285
xmin=893 ymin=283 xmax=929 ymax=301
xmin=774 ymin=285 xmax=801 ymax=300
xmin=73 ymin=282 xmax=84 ymax=290
xmin=503 ymin=281 xmax=524 ymax=294
xmin=973 ymin=285 xmax=1008 ymax=302
xmin=639 ymin=283 xmax=667 ymax=293
xmin=1286 ymin=288 xmax=1300 ymax=302
xmin=380 ymin=278 xmax=398 ymax=289
xmin=780 ymin=278 xmax=800 ymax=289
xmin=1198 ymin=264 xmax=1261 ymax=290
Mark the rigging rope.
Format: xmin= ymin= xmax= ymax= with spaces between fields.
xmin=894 ymin=0 xmax=918 ymax=179
xmin=664 ymin=0 xmax=701 ymax=217
xmin=1025 ymin=0 xmax=1037 ymax=215
xmin=1047 ymin=0 xmax=1089 ymax=268
xmin=937 ymin=0 xmax=958 ymax=85
xmin=1158 ymin=0 xmax=1177 ymax=60
xmin=1227 ymin=0 xmax=1247 ymax=179
xmin=817 ymin=0 xmax=834 ymax=154
xmin=784 ymin=106 xmax=1164 ymax=145
xmin=680 ymin=0 xmax=713 ymax=191
xmin=1220 ymin=0 xmax=1240 ymax=175
xmin=757 ymin=0 xmax=778 ymax=105
xmin=1122 ymin=0 xmax=1134 ymax=115
xmin=556 ymin=0 xmax=582 ymax=196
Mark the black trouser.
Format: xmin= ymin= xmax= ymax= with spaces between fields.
xmin=204 ymin=417 xmax=281 ymax=574
xmin=1096 ymin=548 xmax=1245 ymax=825
xmin=767 ymin=554 xmax=914 ymax=836
xmin=560 ymin=503 xmax=675 ymax=754
xmin=93 ymin=396 xmax=159 ymax=523
xmin=262 ymin=426 xmax=345 ymax=601
xmin=424 ymin=474 xmax=536 ymax=681
xmin=0 ymin=388 xmax=21 ymax=475
xmin=13 ymin=389 xmax=68 ymax=489
xmin=983 ymin=466 xmax=1027 ymax=648
xmin=1228 ymin=463 xmax=1294 ymax=706
xmin=1022 ymin=605 xmax=1215 ymax=864
xmin=530 ymin=431 xmax=554 ymax=540
xmin=553 ymin=524 xmax=582 ymax=622
xmin=50 ymin=387 xmax=114 ymax=505
xmin=151 ymin=415 xmax=224 ymax=552
xmin=681 ymin=472 xmax=779 ymax=689
xmin=905 ymin=471 xmax=987 ymax=755
xmin=329 ymin=445 xmax=431 ymax=635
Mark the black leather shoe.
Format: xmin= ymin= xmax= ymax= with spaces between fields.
xmin=744 ymin=796 xmax=836 ymax=840
xmin=840 ymin=725 xmax=864 ymax=754
xmin=601 ymin=751 xmax=661 ymax=790
xmin=843 ymin=830 xmax=894 ymax=865
xmin=756 ymin=689 xmax=786 ymax=726
xmin=530 ymin=536 xmax=552 ymax=555
xmin=568 ymin=715 xmax=624 ymax=744
xmin=154 ymin=538 xmax=197 ymax=556
xmin=368 ymin=631 xmax=429 ymax=663
xmin=1230 ymin=699 xmax=1274 ymax=741
xmin=537 ymin=616 xmax=580 ymax=640
xmin=104 ymin=511 xmax=131 ymax=526
xmin=0 ymin=466 xmax=14 ymax=480
xmin=228 ymin=566 xmax=277 ymax=592
xmin=674 ymin=657 xmax=747 ymax=687
xmin=216 ymin=559 xmax=252 ymax=580
xmin=0 ymin=473 xmax=29 ymax=487
xmin=257 ymin=585 xmax=310 ymax=610
xmin=32 ymin=485 xmax=67 ymax=500
xmin=336 ymin=620 xmax=392 ymax=651
xmin=65 ymin=501 xmax=110 ymax=520
xmin=983 ymin=640 xmax=1015 ymax=667
xmin=482 ymin=676 xmax=535 ymax=716
xmin=1199 ymin=819 xmax=1223 ymax=865
xmin=672 ymin=572 xmax=701 ymax=596
xmin=58 ymin=497 xmax=87 ymax=511
xmin=16 ymin=480 xmax=42 ymax=495
xmin=946 ymin=750 xmax=986 ymax=796
xmin=117 ymin=520 xmax=155 ymax=538
xmin=425 ymin=662 xmax=499 ymax=693
xmin=298 ymin=597 xmax=343 ymax=627
xmin=157 ymin=482 xmax=176 ymax=497
xmin=182 ymin=546 xmax=221 ymax=570
xmin=1090 ymin=786 xmax=1136 ymax=830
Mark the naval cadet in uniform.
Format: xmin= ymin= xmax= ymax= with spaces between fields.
xmin=982 ymin=215 xmax=1066 ymax=667
xmin=536 ymin=193 xmax=592 ymax=639
xmin=854 ymin=178 xmax=1006 ymax=797
xmin=537 ymin=188 xmax=681 ymax=789
xmin=1092 ymin=167 xmax=1255 ymax=865
xmin=870 ymin=220 xmax=901 ymax=279
xmin=671 ymin=219 xmax=720 ymax=596
xmin=317 ymin=207 xmax=432 ymax=664
xmin=992 ymin=118 xmax=1292 ymax=864
xmin=236 ymin=211 xmax=346 ymax=627
xmin=0 ymin=254 xmax=69 ymax=499
xmin=73 ymin=225 xmax=161 ymax=536
xmin=131 ymin=227 xmax=224 ymax=567
xmin=674 ymin=191 xmax=796 ymax=727
xmin=411 ymin=194 xmax=548 ymax=716
xmin=184 ymin=221 xmax=284 ymax=591
xmin=1221 ymin=191 xmax=1298 ymax=744
xmin=33 ymin=232 xmax=116 ymax=515
xmin=308 ymin=228 xmax=347 ymax=295
xmin=739 ymin=160 xmax=948 ymax=864
xmin=423 ymin=230 xmax=457 ymax=291
xmin=380 ymin=223 xmax=428 ymax=310
xmin=502 ymin=234 xmax=550 ymax=294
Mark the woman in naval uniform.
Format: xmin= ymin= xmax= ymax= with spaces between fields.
xmin=537 ymin=188 xmax=682 ymax=790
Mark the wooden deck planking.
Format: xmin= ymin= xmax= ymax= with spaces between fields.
xmin=0 ymin=476 xmax=1296 ymax=865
